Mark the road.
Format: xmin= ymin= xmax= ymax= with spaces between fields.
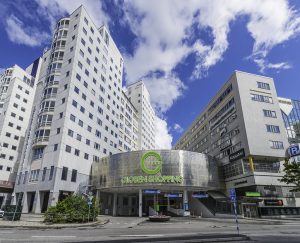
xmin=1 ymin=217 xmax=300 ymax=242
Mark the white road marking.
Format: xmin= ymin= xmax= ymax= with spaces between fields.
xmin=32 ymin=235 xmax=76 ymax=238
xmin=120 ymin=234 xmax=165 ymax=237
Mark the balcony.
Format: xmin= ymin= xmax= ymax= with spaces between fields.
xmin=45 ymin=80 xmax=59 ymax=88
xmin=42 ymin=93 xmax=57 ymax=100
xmin=37 ymin=121 xmax=52 ymax=128
xmin=52 ymin=45 xmax=66 ymax=52
xmin=47 ymin=68 xmax=61 ymax=75
xmin=32 ymin=137 xmax=49 ymax=147
xmin=39 ymin=107 xmax=55 ymax=114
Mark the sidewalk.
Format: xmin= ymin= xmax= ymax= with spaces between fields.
xmin=0 ymin=214 xmax=110 ymax=229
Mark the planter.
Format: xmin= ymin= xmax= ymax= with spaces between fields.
xmin=149 ymin=215 xmax=171 ymax=222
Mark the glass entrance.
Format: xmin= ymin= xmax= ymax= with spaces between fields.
xmin=143 ymin=192 xmax=183 ymax=216
xmin=242 ymin=203 xmax=258 ymax=218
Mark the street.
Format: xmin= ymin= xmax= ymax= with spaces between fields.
xmin=1 ymin=217 xmax=300 ymax=242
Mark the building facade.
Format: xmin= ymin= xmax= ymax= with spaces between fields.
xmin=174 ymin=71 xmax=300 ymax=217
xmin=91 ymin=150 xmax=224 ymax=217
xmin=126 ymin=81 xmax=156 ymax=150
xmin=13 ymin=6 xmax=156 ymax=213
xmin=0 ymin=63 xmax=40 ymax=207
xmin=279 ymin=97 xmax=300 ymax=144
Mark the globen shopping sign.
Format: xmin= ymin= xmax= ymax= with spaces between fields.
xmin=121 ymin=152 xmax=183 ymax=184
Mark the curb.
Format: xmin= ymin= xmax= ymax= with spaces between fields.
xmin=0 ymin=218 xmax=110 ymax=229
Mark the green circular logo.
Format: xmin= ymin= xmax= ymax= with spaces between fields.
xmin=140 ymin=152 xmax=162 ymax=175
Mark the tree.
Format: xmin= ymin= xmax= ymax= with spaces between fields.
xmin=280 ymin=161 xmax=300 ymax=192
xmin=44 ymin=194 xmax=99 ymax=224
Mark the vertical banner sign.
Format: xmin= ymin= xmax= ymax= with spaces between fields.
xmin=230 ymin=188 xmax=239 ymax=235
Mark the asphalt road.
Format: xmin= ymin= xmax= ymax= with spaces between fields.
xmin=1 ymin=217 xmax=300 ymax=242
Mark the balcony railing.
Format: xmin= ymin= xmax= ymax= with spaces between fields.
xmin=37 ymin=121 xmax=52 ymax=128
xmin=42 ymin=93 xmax=57 ymax=100
xmin=33 ymin=136 xmax=49 ymax=144
xmin=39 ymin=107 xmax=55 ymax=114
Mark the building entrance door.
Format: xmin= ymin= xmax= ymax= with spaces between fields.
xmin=242 ymin=203 xmax=258 ymax=218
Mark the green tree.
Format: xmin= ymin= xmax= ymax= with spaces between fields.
xmin=44 ymin=194 xmax=99 ymax=224
xmin=280 ymin=161 xmax=300 ymax=192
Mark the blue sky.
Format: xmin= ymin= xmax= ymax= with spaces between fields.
xmin=1 ymin=0 xmax=300 ymax=148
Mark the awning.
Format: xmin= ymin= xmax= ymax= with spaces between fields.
xmin=208 ymin=191 xmax=228 ymax=200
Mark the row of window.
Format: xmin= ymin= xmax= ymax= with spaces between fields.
xmin=0 ymin=165 xmax=12 ymax=172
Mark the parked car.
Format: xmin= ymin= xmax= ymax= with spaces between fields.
xmin=0 ymin=209 xmax=4 ymax=218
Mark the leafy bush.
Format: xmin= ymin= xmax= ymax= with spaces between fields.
xmin=2 ymin=205 xmax=22 ymax=221
xmin=44 ymin=194 xmax=99 ymax=224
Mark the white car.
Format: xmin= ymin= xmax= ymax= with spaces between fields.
xmin=0 ymin=209 xmax=4 ymax=218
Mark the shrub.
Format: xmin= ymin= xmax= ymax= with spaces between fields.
xmin=44 ymin=194 xmax=99 ymax=224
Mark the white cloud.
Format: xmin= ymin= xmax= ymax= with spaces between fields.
xmin=143 ymin=74 xmax=186 ymax=114
xmin=155 ymin=116 xmax=172 ymax=149
xmin=173 ymin=123 xmax=184 ymax=133
xmin=5 ymin=15 xmax=50 ymax=47
xmin=253 ymin=58 xmax=292 ymax=72
xmin=35 ymin=0 xmax=110 ymax=29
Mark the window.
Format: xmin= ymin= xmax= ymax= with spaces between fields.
xmin=74 ymin=149 xmax=80 ymax=156
xmin=65 ymin=145 xmax=71 ymax=153
xmin=76 ymin=134 xmax=82 ymax=141
xmin=78 ymin=61 xmax=83 ymax=69
xmin=61 ymin=167 xmax=68 ymax=181
xmin=257 ymin=82 xmax=270 ymax=90
xmin=70 ymin=114 xmax=76 ymax=122
xmin=74 ymin=86 xmax=79 ymax=94
xmin=269 ymin=140 xmax=284 ymax=149
xmin=14 ymin=135 xmax=19 ymax=140
xmin=263 ymin=109 xmax=276 ymax=118
xmin=71 ymin=169 xmax=77 ymax=182
xmin=78 ymin=119 xmax=83 ymax=127
xmin=49 ymin=166 xmax=54 ymax=180
xmin=72 ymin=100 xmax=77 ymax=107
xmin=68 ymin=58 xmax=72 ymax=64
xmin=266 ymin=125 xmax=280 ymax=133
xmin=54 ymin=144 xmax=58 ymax=151
xmin=59 ymin=112 xmax=63 ymax=118
xmin=42 ymin=167 xmax=47 ymax=181
xmin=68 ymin=129 xmax=74 ymax=137
xmin=16 ymin=126 xmax=21 ymax=131
xmin=57 ymin=128 xmax=61 ymax=134
xmin=86 ymin=139 xmax=90 ymax=145
xmin=251 ymin=93 xmax=273 ymax=103
xmin=6 ymin=167 xmax=11 ymax=172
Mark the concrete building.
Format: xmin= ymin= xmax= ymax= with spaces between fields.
xmin=118 ymin=91 xmax=139 ymax=152
xmin=13 ymin=6 xmax=156 ymax=213
xmin=126 ymin=81 xmax=156 ymax=150
xmin=174 ymin=71 xmax=300 ymax=217
xmin=0 ymin=63 xmax=40 ymax=208
xmin=91 ymin=150 xmax=223 ymax=217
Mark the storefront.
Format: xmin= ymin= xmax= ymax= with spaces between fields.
xmin=91 ymin=150 xmax=225 ymax=217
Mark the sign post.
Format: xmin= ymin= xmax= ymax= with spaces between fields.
xmin=230 ymin=188 xmax=239 ymax=235
xmin=87 ymin=194 xmax=93 ymax=223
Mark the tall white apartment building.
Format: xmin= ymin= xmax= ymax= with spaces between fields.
xmin=126 ymin=81 xmax=156 ymax=150
xmin=118 ymin=91 xmax=139 ymax=152
xmin=0 ymin=63 xmax=40 ymax=208
xmin=13 ymin=6 xmax=156 ymax=213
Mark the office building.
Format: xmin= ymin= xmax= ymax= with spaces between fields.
xmin=126 ymin=81 xmax=156 ymax=150
xmin=13 ymin=6 xmax=156 ymax=213
xmin=278 ymin=97 xmax=300 ymax=144
xmin=0 ymin=63 xmax=40 ymax=207
xmin=174 ymin=71 xmax=300 ymax=217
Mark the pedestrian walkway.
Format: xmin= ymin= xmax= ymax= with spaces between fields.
xmin=0 ymin=214 xmax=109 ymax=228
